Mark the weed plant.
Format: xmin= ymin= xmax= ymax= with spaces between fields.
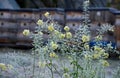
xmin=0 ymin=0 xmax=120 ymax=78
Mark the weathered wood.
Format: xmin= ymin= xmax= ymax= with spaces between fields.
xmin=0 ymin=8 xmax=119 ymax=49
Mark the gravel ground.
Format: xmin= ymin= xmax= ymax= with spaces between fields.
xmin=0 ymin=48 xmax=120 ymax=78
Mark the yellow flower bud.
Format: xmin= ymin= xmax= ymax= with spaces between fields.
xmin=51 ymin=42 xmax=58 ymax=50
xmin=64 ymin=26 xmax=70 ymax=31
xmin=66 ymin=32 xmax=72 ymax=39
xmin=0 ymin=63 xmax=7 ymax=71
xmin=84 ymin=44 xmax=89 ymax=50
xmin=23 ymin=29 xmax=30 ymax=36
xmin=54 ymin=30 xmax=59 ymax=35
xmin=59 ymin=33 xmax=65 ymax=39
xmin=49 ymin=52 xmax=57 ymax=58
xmin=101 ymin=60 xmax=109 ymax=67
xmin=44 ymin=12 xmax=50 ymax=17
xmin=94 ymin=46 xmax=102 ymax=52
xmin=48 ymin=24 xmax=54 ymax=32
xmin=37 ymin=19 xmax=43 ymax=26
xmin=103 ymin=53 xmax=109 ymax=59
xmin=93 ymin=53 xmax=100 ymax=59
xmin=82 ymin=35 xmax=90 ymax=42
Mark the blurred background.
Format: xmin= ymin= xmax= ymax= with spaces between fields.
xmin=0 ymin=0 xmax=120 ymax=9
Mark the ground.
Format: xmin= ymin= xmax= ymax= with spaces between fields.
xmin=0 ymin=47 xmax=120 ymax=78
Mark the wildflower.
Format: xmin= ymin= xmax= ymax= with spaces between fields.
xmin=63 ymin=73 xmax=70 ymax=78
xmin=44 ymin=12 xmax=50 ymax=17
xmin=94 ymin=46 xmax=102 ymax=52
xmin=54 ymin=30 xmax=59 ymax=35
xmin=48 ymin=23 xmax=54 ymax=32
xmin=82 ymin=35 xmax=90 ymax=42
xmin=0 ymin=63 xmax=7 ymax=71
xmin=38 ymin=61 xmax=46 ymax=68
xmin=7 ymin=64 xmax=13 ymax=69
xmin=59 ymin=33 xmax=65 ymax=39
xmin=64 ymin=26 xmax=70 ymax=31
xmin=102 ymin=53 xmax=109 ymax=59
xmin=23 ymin=29 xmax=30 ymax=36
xmin=101 ymin=60 xmax=109 ymax=67
xmin=95 ymin=35 xmax=102 ymax=40
xmin=51 ymin=42 xmax=58 ymax=50
xmin=84 ymin=44 xmax=89 ymax=50
xmin=66 ymin=32 xmax=72 ymax=39
xmin=49 ymin=52 xmax=58 ymax=58
xmin=93 ymin=53 xmax=100 ymax=59
xmin=98 ymin=49 xmax=105 ymax=56
xmin=37 ymin=19 xmax=43 ymax=26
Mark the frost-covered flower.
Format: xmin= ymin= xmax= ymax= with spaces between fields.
xmin=44 ymin=12 xmax=50 ymax=17
xmin=37 ymin=19 xmax=43 ymax=26
xmin=82 ymin=35 xmax=90 ymax=42
xmin=64 ymin=26 xmax=70 ymax=31
xmin=0 ymin=63 xmax=7 ymax=71
xmin=23 ymin=29 xmax=30 ymax=36
xmin=66 ymin=32 xmax=72 ymax=39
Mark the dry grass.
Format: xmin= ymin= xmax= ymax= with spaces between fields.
xmin=0 ymin=48 xmax=120 ymax=78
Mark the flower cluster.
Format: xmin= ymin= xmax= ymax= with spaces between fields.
xmin=21 ymin=1 xmax=118 ymax=77
xmin=0 ymin=63 xmax=13 ymax=71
